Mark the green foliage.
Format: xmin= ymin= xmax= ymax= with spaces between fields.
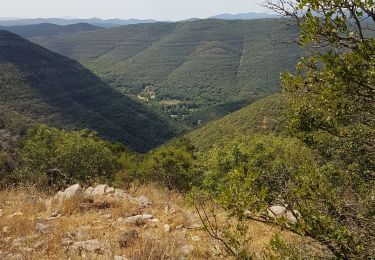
xmin=0 ymin=129 xmax=19 ymax=187
xmin=266 ymin=0 xmax=375 ymax=257
xmin=186 ymin=94 xmax=287 ymax=151
xmin=0 ymin=30 xmax=180 ymax=152
xmin=202 ymin=135 xmax=316 ymax=219
xmin=20 ymin=125 xmax=122 ymax=187
xmin=116 ymin=138 xmax=201 ymax=191
xmin=34 ymin=19 xmax=301 ymax=124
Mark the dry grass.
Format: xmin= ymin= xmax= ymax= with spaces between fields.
xmin=0 ymin=184 xmax=322 ymax=259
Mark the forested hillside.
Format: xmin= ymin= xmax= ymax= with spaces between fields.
xmin=33 ymin=19 xmax=301 ymax=124
xmin=186 ymin=94 xmax=286 ymax=151
xmin=0 ymin=23 xmax=101 ymax=38
xmin=0 ymin=30 xmax=180 ymax=152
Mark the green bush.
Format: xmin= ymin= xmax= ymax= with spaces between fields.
xmin=202 ymin=134 xmax=316 ymax=217
xmin=20 ymin=125 xmax=123 ymax=188
xmin=116 ymin=138 xmax=202 ymax=191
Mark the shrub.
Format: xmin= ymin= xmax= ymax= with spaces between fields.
xmin=20 ymin=125 xmax=122 ymax=188
xmin=116 ymin=138 xmax=202 ymax=191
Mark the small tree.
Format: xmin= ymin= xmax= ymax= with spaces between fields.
xmin=262 ymin=0 xmax=375 ymax=258
xmin=20 ymin=125 xmax=122 ymax=188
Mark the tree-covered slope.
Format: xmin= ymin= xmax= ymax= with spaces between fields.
xmin=33 ymin=19 xmax=300 ymax=124
xmin=0 ymin=23 xmax=101 ymax=38
xmin=185 ymin=94 xmax=286 ymax=151
xmin=0 ymin=30 xmax=179 ymax=152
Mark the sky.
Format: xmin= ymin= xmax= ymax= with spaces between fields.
xmin=0 ymin=0 xmax=267 ymax=21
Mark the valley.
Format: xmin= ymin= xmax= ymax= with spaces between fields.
xmin=30 ymin=19 xmax=301 ymax=125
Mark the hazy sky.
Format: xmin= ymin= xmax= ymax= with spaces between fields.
xmin=0 ymin=0 xmax=267 ymax=20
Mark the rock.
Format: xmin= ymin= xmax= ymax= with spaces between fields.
xmin=44 ymin=198 xmax=52 ymax=211
xmin=35 ymin=223 xmax=49 ymax=234
xmin=164 ymin=224 xmax=171 ymax=232
xmin=124 ymin=214 xmax=154 ymax=223
xmin=69 ymin=239 xmax=111 ymax=257
xmin=84 ymin=187 xmax=94 ymax=197
xmin=268 ymin=205 xmax=287 ymax=216
xmin=188 ymin=224 xmax=202 ymax=230
xmin=114 ymin=189 xmax=126 ymax=198
xmin=93 ymin=184 xmax=108 ymax=196
xmin=2 ymin=226 xmax=9 ymax=234
xmin=0 ymin=208 xmax=3 ymax=217
xmin=63 ymin=184 xmax=83 ymax=199
xmin=54 ymin=191 xmax=64 ymax=204
xmin=129 ymin=195 xmax=151 ymax=207
xmin=118 ymin=230 xmax=138 ymax=248
xmin=106 ymin=187 xmax=115 ymax=194
xmin=138 ymin=195 xmax=151 ymax=207
xmin=267 ymin=205 xmax=300 ymax=224
xmin=192 ymin=236 xmax=201 ymax=242
xmin=54 ymin=184 xmax=83 ymax=204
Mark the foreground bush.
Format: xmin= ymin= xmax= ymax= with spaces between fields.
xmin=116 ymin=138 xmax=202 ymax=191
xmin=20 ymin=125 xmax=123 ymax=187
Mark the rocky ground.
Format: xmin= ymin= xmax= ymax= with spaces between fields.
xmin=0 ymin=184 xmax=313 ymax=259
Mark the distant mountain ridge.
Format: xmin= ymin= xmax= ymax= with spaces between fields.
xmin=0 ymin=18 xmax=157 ymax=27
xmin=0 ymin=30 xmax=179 ymax=152
xmin=0 ymin=12 xmax=280 ymax=27
xmin=210 ymin=12 xmax=280 ymax=20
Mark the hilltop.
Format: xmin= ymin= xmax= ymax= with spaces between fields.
xmin=0 ymin=23 xmax=101 ymax=38
xmin=0 ymin=18 xmax=157 ymax=27
xmin=0 ymin=30 xmax=180 ymax=152
xmin=32 ymin=19 xmax=301 ymax=124
xmin=210 ymin=12 xmax=280 ymax=19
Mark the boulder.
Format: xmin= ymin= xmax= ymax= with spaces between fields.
xmin=63 ymin=184 xmax=83 ymax=199
xmin=138 ymin=195 xmax=151 ymax=207
xmin=106 ymin=187 xmax=115 ymax=194
xmin=93 ymin=184 xmax=108 ymax=196
xmin=267 ymin=205 xmax=300 ymax=224
xmin=114 ymin=189 xmax=126 ymax=199
xmin=84 ymin=187 xmax=94 ymax=197
xmin=124 ymin=214 xmax=154 ymax=223
xmin=54 ymin=184 xmax=83 ymax=204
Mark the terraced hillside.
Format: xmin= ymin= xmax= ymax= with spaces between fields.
xmin=0 ymin=30 xmax=180 ymax=152
xmin=33 ymin=19 xmax=300 ymax=124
